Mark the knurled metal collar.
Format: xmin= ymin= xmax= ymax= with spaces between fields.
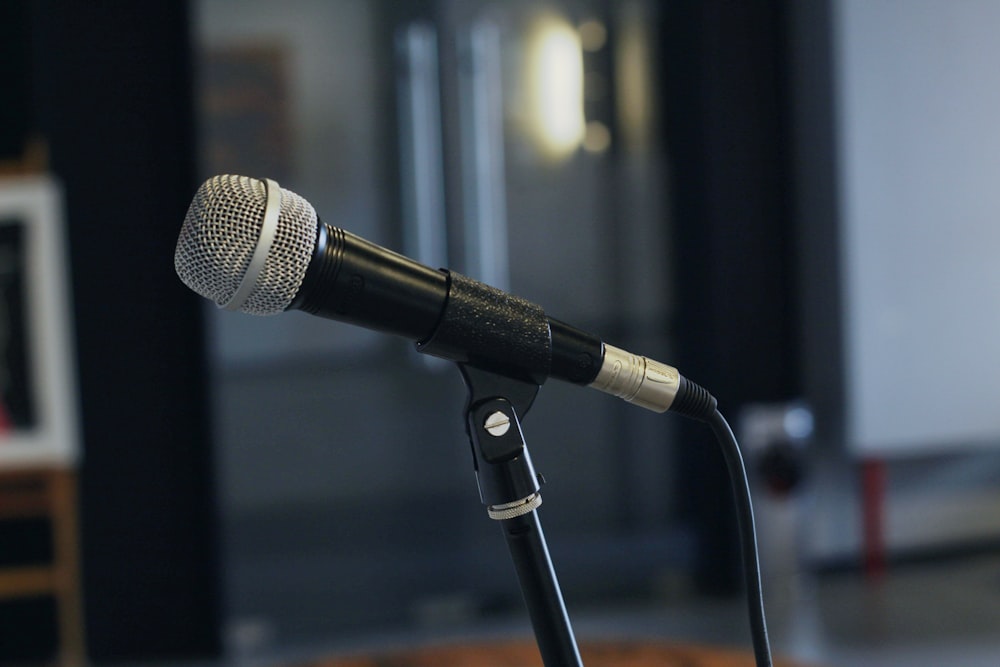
xmin=488 ymin=493 xmax=542 ymax=520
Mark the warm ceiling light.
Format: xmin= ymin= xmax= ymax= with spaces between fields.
xmin=526 ymin=15 xmax=585 ymax=161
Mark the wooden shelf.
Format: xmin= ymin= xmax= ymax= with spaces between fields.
xmin=0 ymin=565 xmax=56 ymax=597
xmin=0 ymin=466 xmax=85 ymax=665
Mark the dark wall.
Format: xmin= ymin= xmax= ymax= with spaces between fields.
xmin=22 ymin=2 xmax=220 ymax=661
xmin=662 ymin=1 xmax=801 ymax=593
xmin=0 ymin=2 xmax=32 ymax=161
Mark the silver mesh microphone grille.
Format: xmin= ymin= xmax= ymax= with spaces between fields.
xmin=174 ymin=174 xmax=318 ymax=315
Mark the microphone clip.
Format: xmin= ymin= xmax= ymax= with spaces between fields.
xmin=460 ymin=364 xmax=542 ymax=517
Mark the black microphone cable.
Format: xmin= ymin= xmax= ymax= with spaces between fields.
xmin=670 ymin=378 xmax=773 ymax=667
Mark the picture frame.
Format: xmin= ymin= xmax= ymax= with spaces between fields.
xmin=0 ymin=176 xmax=79 ymax=467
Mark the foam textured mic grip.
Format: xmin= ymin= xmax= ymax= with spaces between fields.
xmin=418 ymin=272 xmax=552 ymax=384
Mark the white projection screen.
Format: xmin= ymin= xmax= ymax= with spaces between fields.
xmin=835 ymin=0 xmax=1000 ymax=455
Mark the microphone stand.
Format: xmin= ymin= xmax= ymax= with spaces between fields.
xmin=459 ymin=364 xmax=583 ymax=667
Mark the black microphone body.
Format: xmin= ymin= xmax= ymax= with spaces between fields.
xmin=291 ymin=221 xmax=447 ymax=343
xmin=290 ymin=219 xmax=604 ymax=385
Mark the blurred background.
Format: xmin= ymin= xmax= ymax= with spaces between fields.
xmin=1 ymin=0 xmax=999 ymax=666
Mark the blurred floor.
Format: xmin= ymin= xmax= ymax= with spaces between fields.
xmin=199 ymin=551 xmax=1000 ymax=667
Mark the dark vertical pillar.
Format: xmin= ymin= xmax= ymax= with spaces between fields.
xmin=0 ymin=2 xmax=32 ymax=161
xmin=662 ymin=1 xmax=800 ymax=594
xmin=29 ymin=2 xmax=221 ymax=660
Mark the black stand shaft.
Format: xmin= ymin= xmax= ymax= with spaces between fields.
xmin=502 ymin=511 xmax=582 ymax=665
xmin=460 ymin=365 xmax=583 ymax=667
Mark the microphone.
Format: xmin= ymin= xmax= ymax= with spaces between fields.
xmin=172 ymin=176 xmax=774 ymax=667
xmin=174 ymin=174 xmax=715 ymax=417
